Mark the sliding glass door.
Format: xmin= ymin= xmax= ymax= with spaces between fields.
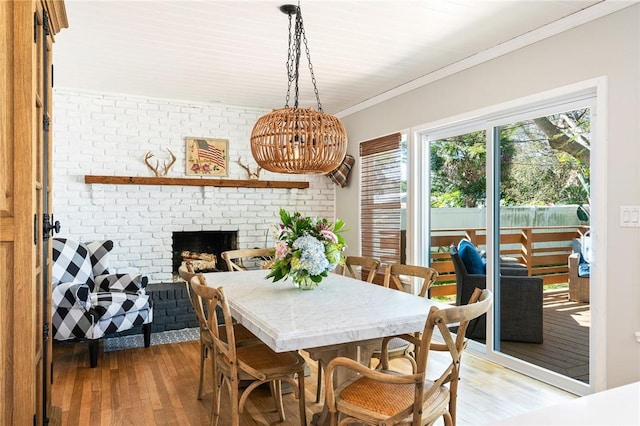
xmin=418 ymin=90 xmax=595 ymax=394
xmin=493 ymin=106 xmax=591 ymax=386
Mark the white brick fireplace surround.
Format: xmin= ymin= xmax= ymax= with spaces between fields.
xmin=52 ymin=89 xmax=336 ymax=283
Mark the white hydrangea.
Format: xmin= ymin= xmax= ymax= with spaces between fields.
xmin=293 ymin=235 xmax=329 ymax=276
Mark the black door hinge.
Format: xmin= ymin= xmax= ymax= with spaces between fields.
xmin=43 ymin=323 xmax=49 ymax=341
xmin=43 ymin=114 xmax=50 ymax=132
xmin=33 ymin=12 xmax=38 ymax=43
xmin=43 ymin=10 xmax=50 ymax=36
xmin=33 ymin=214 xmax=38 ymax=245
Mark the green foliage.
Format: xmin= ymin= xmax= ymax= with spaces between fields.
xmin=429 ymin=130 xmax=516 ymax=207
xmin=500 ymin=113 xmax=590 ymax=206
xmin=429 ymin=108 xmax=591 ymax=208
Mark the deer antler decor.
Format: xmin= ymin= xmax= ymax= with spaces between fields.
xmin=237 ymin=157 xmax=262 ymax=180
xmin=144 ymin=148 xmax=177 ymax=177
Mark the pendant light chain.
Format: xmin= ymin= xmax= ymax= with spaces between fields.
xmin=284 ymin=11 xmax=294 ymax=108
xmin=283 ymin=4 xmax=323 ymax=112
xmin=298 ymin=8 xmax=323 ymax=112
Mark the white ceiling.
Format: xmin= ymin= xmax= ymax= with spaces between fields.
xmin=54 ymin=0 xmax=627 ymax=115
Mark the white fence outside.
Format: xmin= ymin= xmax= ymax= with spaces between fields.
xmin=428 ymin=205 xmax=586 ymax=229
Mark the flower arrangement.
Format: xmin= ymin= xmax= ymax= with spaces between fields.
xmin=266 ymin=208 xmax=346 ymax=289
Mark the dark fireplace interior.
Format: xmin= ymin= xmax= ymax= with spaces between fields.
xmin=172 ymin=230 xmax=238 ymax=277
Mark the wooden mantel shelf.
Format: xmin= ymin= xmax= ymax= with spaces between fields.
xmin=84 ymin=175 xmax=309 ymax=189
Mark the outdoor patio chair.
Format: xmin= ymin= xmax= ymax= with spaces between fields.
xmin=450 ymin=243 xmax=543 ymax=343
xmin=568 ymin=253 xmax=590 ymax=303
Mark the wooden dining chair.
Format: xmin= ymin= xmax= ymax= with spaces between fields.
xmin=384 ymin=263 xmax=438 ymax=297
xmin=369 ymin=263 xmax=439 ymax=372
xmin=341 ymin=255 xmax=381 ymax=283
xmin=221 ymin=248 xmax=275 ymax=271
xmin=315 ymin=255 xmax=381 ymax=402
xmin=178 ymin=262 xmax=258 ymax=400
xmin=325 ymin=288 xmax=493 ymax=426
xmin=190 ymin=274 xmax=307 ymax=426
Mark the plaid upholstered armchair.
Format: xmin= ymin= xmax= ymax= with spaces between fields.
xmin=52 ymin=238 xmax=153 ymax=367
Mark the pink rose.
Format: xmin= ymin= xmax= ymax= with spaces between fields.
xmin=275 ymin=241 xmax=290 ymax=259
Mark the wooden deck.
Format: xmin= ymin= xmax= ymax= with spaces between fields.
xmin=500 ymin=289 xmax=590 ymax=383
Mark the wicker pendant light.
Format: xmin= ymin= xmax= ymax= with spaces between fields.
xmin=251 ymin=3 xmax=347 ymax=174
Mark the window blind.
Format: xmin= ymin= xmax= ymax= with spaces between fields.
xmin=360 ymin=133 xmax=402 ymax=281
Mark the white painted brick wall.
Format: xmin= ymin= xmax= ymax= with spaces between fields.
xmin=53 ymin=89 xmax=336 ymax=283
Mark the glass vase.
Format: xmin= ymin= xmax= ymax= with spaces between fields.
xmin=293 ymin=275 xmax=319 ymax=290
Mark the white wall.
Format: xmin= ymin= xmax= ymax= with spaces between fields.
xmin=337 ymin=6 xmax=640 ymax=388
xmin=52 ymin=90 xmax=336 ymax=283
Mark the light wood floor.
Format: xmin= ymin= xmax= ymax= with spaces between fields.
xmin=50 ymin=337 xmax=575 ymax=425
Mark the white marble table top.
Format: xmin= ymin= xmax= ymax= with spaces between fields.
xmin=202 ymin=270 xmax=447 ymax=353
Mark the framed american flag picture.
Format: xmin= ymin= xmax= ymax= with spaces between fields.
xmin=185 ymin=137 xmax=229 ymax=176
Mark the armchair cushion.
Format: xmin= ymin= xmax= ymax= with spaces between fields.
xmin=86 ymin=240 xmax=113 ymax=276
xmin=91 ymin=292 xmax=152 ymax=338
xmin=578 ymin=263 xmax=591 ymax=278
xmin=458 ymin=239 xmax=485 ymax=274
xmin=94 ymin=273 xmax=148 ymax=293
xmin=91 ymin=292 xmax=151 ymax=321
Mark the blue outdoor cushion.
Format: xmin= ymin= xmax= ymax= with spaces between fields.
xmin=572 ymin=238 xmax=591 ymax=277
xmin=578 ymin=263 xmax=591 ymax=278
xmin=458 ymin=239 xmax=485 ymax=274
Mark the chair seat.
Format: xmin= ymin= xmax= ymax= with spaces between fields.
xmin=94 ymin=308 xmax=152 ymax=338
xmin=91 ymin=291 xmax=152 ymax=338
xmin=336 ymin=375 xmax=450 ymax=422
xmin=386 ymin=337 xmax=410 ymax=351
xmin=92 ymin=291 xmax=151 ymax=320
xmin=371 ymin=337 xmax=411 ymax=365
xmin=235 ymin=344 xmax=305 ymax=376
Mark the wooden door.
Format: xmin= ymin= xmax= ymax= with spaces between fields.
xmin=36 ymin=3 xmax=60 ymax=421
xmin=0 ymin=1 xmax=67 ymax=424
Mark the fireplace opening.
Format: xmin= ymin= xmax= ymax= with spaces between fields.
xmin=172 ymin=231 xmax=238 ymax=279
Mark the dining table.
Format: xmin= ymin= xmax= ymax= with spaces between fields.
xmin=201 ymin=269 xmax=448 ymax=425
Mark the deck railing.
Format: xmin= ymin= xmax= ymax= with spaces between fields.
xmin=426 ymin=225 xmax=590 ymax=298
